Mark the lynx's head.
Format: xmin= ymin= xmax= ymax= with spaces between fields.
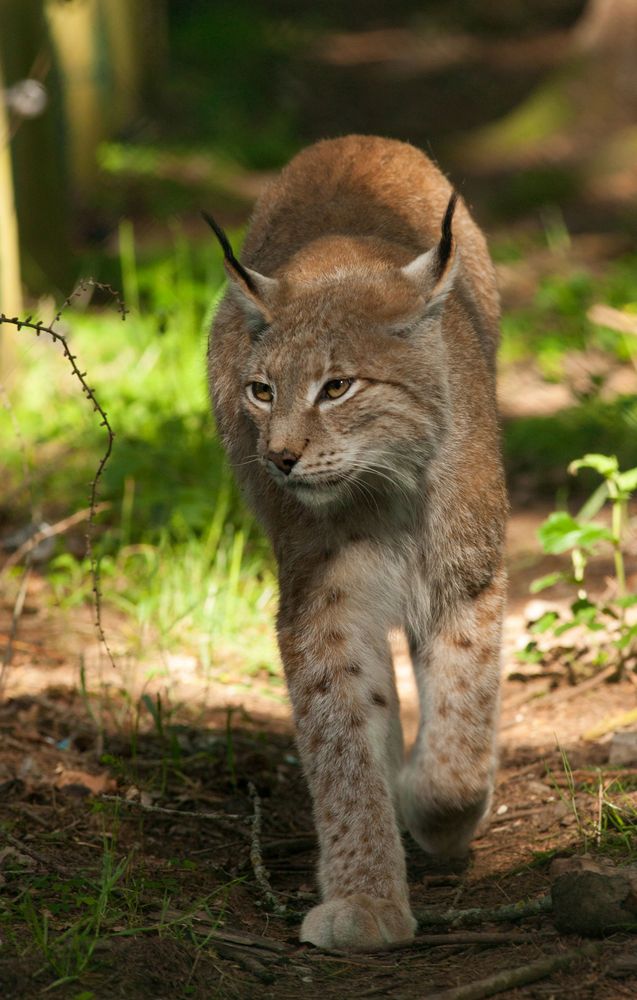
xmin=205 ymin=196 xmax=457 ymax=509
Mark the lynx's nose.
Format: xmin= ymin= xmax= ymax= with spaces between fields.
xmin=267 ymin=449 xmax=299 ymax=475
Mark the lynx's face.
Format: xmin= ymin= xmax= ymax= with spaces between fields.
xmin=207 ymin=192 xmax=458 ymax=508
xmin=240 ymin=276 xmax=451 ymax=508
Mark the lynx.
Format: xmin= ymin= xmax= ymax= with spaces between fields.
xmin=207 ymin=135 xmax=507 ymax=951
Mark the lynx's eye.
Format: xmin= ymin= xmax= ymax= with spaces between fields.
xmin=249 ymin=381 xmax=273 ymax=403
xmin=321 ymin=378 xmax=354 ymax=401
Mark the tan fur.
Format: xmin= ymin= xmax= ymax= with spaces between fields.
xmin=208 ymin=135 xmax=507 ymax=950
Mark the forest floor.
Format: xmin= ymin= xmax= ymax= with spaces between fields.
xmin=1 ymin=506 xmax=637 ymax=1000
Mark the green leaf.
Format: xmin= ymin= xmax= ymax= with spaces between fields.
xmin=570 ymin=597 xmax=601 ymax=629
xmin=537 ymin=511 xmax=579 ymax=553
xmin=516 ymin=641 xmax=544 ymax=664
xmin=615 ymin=624 xmax=637 ymax=649
xmin=616 ymin=467 xmax=637 ymax=493
xmin=571 ymin=597 xmax=596 ymax=613
xmin=553 ymin=620 xmax=577 ymax=636
xmin=538 ymin=511 xmax=613 ymax=554
xmin=568 ymin=453 xmax=618 ymax=478
xmin=616 ymin=594 xmax=637 ymax=609
xmin=530 ymin=610 xmax=559 ymax=634
xmin=592 ymin=650 xmax=609 ymax=667
xmin=530 ymin=572 xmax=564 ymax=594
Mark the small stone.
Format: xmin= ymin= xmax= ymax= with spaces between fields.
xmin=528 ymin=780 xmax=553 ymax=799
xmin=608 ymin=731 xmax=637 ymax=766
xmin=496 ymin=804 xmax=508 ymax=816
xmin=551 ymin=856 xmax=637 ymax=936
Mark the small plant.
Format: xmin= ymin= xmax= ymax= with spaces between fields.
xmin=546 ymin=748 xmax=637 ymax=858
xmin=521 ymin=453 xmax=637 ymax=679
xmin=20 ymin=837 xmax=129 ymax=988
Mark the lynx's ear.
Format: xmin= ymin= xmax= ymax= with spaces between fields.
xmin=202 ymin=211 xmax=278 ymax=334
xmin=401 ymin=192 xmax=458 ymax=314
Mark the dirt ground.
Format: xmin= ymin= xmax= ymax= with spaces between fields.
xmin=1 ymin=506 xmax=637 ymax=999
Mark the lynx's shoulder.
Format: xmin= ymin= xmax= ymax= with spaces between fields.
xmin=249 ymin=137 xmax=496 ymax=337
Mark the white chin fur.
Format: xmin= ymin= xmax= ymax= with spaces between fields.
xmin=284 ymin=480 xmax=344 ymax=508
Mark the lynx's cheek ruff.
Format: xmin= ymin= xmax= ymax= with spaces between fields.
xmin=208 ymin=135 xmax=507 ymax=952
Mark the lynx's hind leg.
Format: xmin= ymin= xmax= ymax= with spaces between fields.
xmin=399 ymin=570 xmax=505 ymax=858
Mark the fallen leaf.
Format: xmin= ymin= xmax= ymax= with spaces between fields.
xmin=54 ymin=768 xmax=116 ymax=796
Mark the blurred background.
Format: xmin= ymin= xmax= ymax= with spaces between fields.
xmin=1 ymin=0 xmax=637 ymax=703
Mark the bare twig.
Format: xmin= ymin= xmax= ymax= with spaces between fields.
xmin=100 ymin=794 xmax=245 ymax=830
xmin=588 ymin=303 xmax=637 ymax=336
xmin=209 ymin=939 xmax=276 ymax=983
xmin=543 ymin=663 xmax=618 ymax=704
xmin=413 ymin=931 xmax=546 ymax=947
xmin=503 ymin=665 xmax=618 ymax=726
xmin=321 ymin=931 xmax=547 ymax=957
xmin=425 ymin=941 xmax=604 ymax=1000
xmin=416 ymin=894 xmax=552 ymax=929
xmin=0 ymin=634 xmax=57 ymax=654
xmin=0 ymin=561 xmax=32 ymax=696
xmin=146 ymin=910 xmax=288 ymax=953
xmin=248 ymin=781 xmax=287 ymax=915
xmin=261 ymin=835 xmax=316 ymax=858
xmin=1 ymin=503 xmax=110 ymax=573
xmin=3 ymin=831 xmax=71 ymax=876
xmin=584 ymin=707 xmax=637 ymax=740
xmin=206 ymin=928 xmax=288 ymax=954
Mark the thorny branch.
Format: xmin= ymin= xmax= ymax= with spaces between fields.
xmin=248 ymin=781 xmax=287 ymax=915
xmin=416 ymin=893 xmax=552 ymax=929
xmin=425 ymin=940 xmax=604 ymax=1000
xmin=100 ymin=794 xmax=244 ymax=831
xmin=0 ymin=280 xmax=127 ymax=671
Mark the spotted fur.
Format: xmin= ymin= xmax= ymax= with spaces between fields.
xmin=208 ymin=135 xmax=507 ymax=951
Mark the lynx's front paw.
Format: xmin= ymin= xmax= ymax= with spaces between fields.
xmin=300 ymin=894 xmax=416 ymax=951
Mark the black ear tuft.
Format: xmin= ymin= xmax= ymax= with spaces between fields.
xmin=201 ymin=210 xmax=258 ymax=295
xmin=435 ymin=191 xmax=458 ymax=281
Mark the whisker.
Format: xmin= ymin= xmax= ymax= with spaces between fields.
xmin=346 ymin=460 xmax=415 ymax=504
xmin=233 ymin=454 xmax=262 ymax=468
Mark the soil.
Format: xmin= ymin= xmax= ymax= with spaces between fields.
xmin=1 ymin=507 xmax=637 ymax=999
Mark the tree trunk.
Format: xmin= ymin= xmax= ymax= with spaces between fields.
xmin=0 ymin=54 xmax=22 ymax=316
xmin=0 ymin=49 xmax=22 ymax=378
xmin=0 ymin=0 xmax=73 ymax=296
xmin=47 ymin=0 xmax=168 ymax=198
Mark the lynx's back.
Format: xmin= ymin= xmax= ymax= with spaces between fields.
xmin=240 ymin=135 xmax=499 ymax=354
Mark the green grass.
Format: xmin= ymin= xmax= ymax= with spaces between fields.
xmin=499 ymin=252 xmax=637 ymax=483
xmin=0 ymin=225 xmax=279 ymax=683
xmin=0 ymin=819 xmax=241 ymax=993
xmin=504 ymin=396 xmax=637 ymax=487
xmin=545 ymin=749 xmax=637 ymax=861
xmin=500 ymin=254 xmax=637 ymax=371
xmin=2 ymin=230 xmax=637 ymax=685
